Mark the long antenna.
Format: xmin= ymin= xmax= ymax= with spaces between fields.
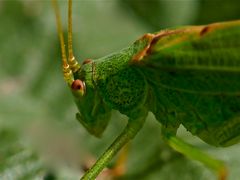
xmin=68 ymin=0 xmax=80 ymax=73
xmin=52 ymin=0 xmax=73 ymax=85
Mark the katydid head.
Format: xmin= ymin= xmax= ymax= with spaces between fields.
xmin=53 ymin=0 xmax=111 ymax=137
xmin=69 ymin=62 xmax=111 ymax=137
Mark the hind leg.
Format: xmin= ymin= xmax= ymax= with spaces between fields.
xmin=162 ymin=128 xmax=227 ymax=180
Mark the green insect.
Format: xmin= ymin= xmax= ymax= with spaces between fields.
xmin=52 ymin=0 xmax=240 ymax=179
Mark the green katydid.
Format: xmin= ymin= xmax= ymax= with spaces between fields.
xmin=52 ymin=0 xmax=240 ymax=179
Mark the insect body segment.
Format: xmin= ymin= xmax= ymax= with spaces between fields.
xmin=98 ymin=67 xmax=147 ymax=113
xmin=136 ymin=21 xmax=240 ymax=148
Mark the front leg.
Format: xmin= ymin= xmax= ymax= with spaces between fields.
xmin=81 ymin=109 xmax=148 ymax=180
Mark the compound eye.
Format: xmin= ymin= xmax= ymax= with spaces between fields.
xmin=71 ymin=79 xmax=86 ymax=95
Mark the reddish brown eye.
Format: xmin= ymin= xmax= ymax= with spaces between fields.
xmin=71 ymin=79 xmax=85 ymax=91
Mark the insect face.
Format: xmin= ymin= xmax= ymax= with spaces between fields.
xmin=70 ymin=62 xmax=111 ymax=137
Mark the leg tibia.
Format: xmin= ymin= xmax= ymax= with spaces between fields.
xmin=162 ymin=129 xmax=227 ymax=180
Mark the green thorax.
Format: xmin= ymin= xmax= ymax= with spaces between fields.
xmin=90 ymin=38 xmax=150 ymax=115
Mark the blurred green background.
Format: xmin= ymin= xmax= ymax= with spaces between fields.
xmin=0 ymin=0 xmax=240 ymax=179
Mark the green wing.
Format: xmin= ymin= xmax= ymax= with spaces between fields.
xmin=134 ymin=20 xmax=240 ymax=147
xmin=143 ymin=20 xmax=240 ymax=72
